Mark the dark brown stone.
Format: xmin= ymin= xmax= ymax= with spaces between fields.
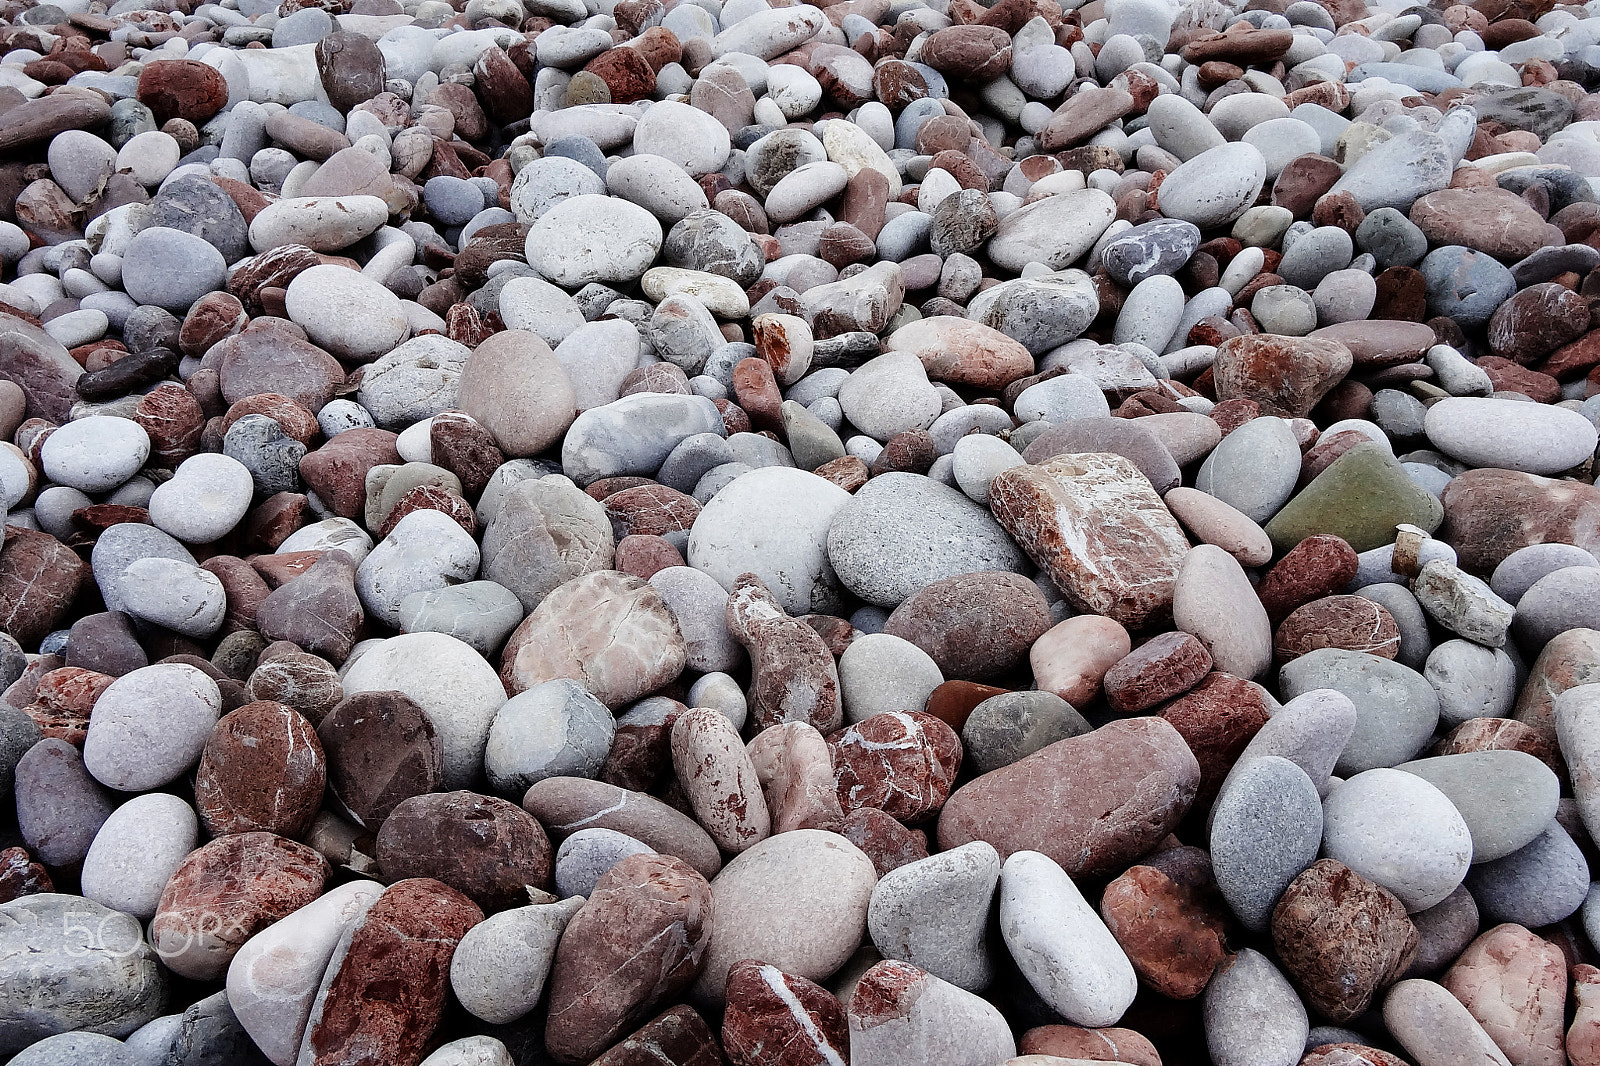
xmin=214 ymin=324 xmax=346 ymax=411
xmin=614 ymin=534 xmax=686 ymax=581
xmin=1017 ymin=1025 xmax=1161 ymax=1063
xmin=201 ymin=555 xmax=272 ymax=634
xmin=376 ymin=790 xmax=553 ymax=911
xmin=604 ymin=483 xmax=701 ymax=540
xmin=828 ymin=710 xmax=962 ymax=824
xmin=150 ymin=831 xmax=331 ymax=980
xmin=1487 ymin=282 xmax=1590 ymax=364
xmin=318 ymin=689 xmax=444 ymax=830
xmin=723 ymin=959 xmax=848 ymax=1066
xmin=194 ymin=700 xmax=326 ymax=840
xmin=315 ymin=32 xmax=386 ymax=114
xmin=1271 ymin=154 xmax=1343 ymax=218
xmin=1271 ymin=858 xmax=1418 ymax=1022
xmin=0 ymin=846 xmax=52 ymax=904
xmin=245 ymin=650 xmax=344 ymax=723
xmin=544 ymin=853 xmax=714 ymax=1065
xmin=1103 ymin=631 xmax=1213 ymax=714
xmin=429 ymin=410 xmax=504 ymax=498
xmin=134 ymin=381 xmax=205 ymax=466
xmin=300 ymin=878 xmax=483 ymax=1066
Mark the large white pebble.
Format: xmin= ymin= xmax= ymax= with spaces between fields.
xmin=284 ymin=264 xmax=409 ymax=360
xmin=81 ymin=793 xmax=199 ymax=919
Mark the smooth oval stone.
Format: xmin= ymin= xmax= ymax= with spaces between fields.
xmin=1322 ymin=768 xmax=1473 ymax=913
xmin=1514 ymin=566 xmax=1600 ymax=650
xmin=689 ymin=467 xmax=853 ymax=616
xmin=0 ymin=894 xmax=164 ymax=1057
xmin=1172 ymin=544 xmax=1272 ymax=680
xmin=1209 ymin=755 xmax=1324 ymax=932
xmin=1424 ymin=397 xmax=1599 ymax=476
xmin=15 ymin=738 xmax=115 ymax=867
xmin=999 ymin=850 xmax=1137 ymax=1027
xmin=225 ymin=880 xmax=385 ymax=1066
xmin=450 ymin=895 xmax=583 ymax=1026
xmin=1279 ymin=649 xmax=1439 ymax=775
xmin=1395 ymin=751 xmax=1558 ymax=864
xmin=151 ymin=831 xmax=330 ymax=981
xmin=867 ymin=841 xmax=999 ymax=992
xmin=846 ymin=960 xmax=1016 ymax=1066
xmin=1464 ymin=820 xmax=1589 ymax=928
xmin=671 ymin=706 xmax=770 ymax=853
xmin=1203 ymin=949 xmax=1309 ymax=1066
xmin=960 ymin=691 xmax=1090 ymax=776
xmin=1490 ymin=543 xmax=1600 ymax=605
xmin=527 ymin=194 xmax=664 ymax=286
xmin=80 ymin=792 xmax=199 ymax=920
xmin=375 ymin=790 xmax=552 ymax=912
xmin=826 ymin=472 xmax=1029 ymax=608
xmin=543 ymin=853 xmax=713 ymax=1062
xmin=937 ymin=717 xmax=1199 ymax=878
xmin=1156 ymin=142 xmax=1268 ymax=228
xmin=82 ymin=663 xmax=223 ymax=791
xmin=523 ymin=777 xmax=723 ymax=880
xmin=7 ymin=1032 xmax=132 ymax=1065
xmin=317 ymin=690 xmax=443 ymax=830
xmin=195 ymin=701 xmax=326 ymax=839
xmin=1194 ymin=415 xmax=1300 ymax=524
xmin=484 ymin=679 xmax=615 ymax=796
xmin=1384 ymin=978 xmax=1517 ymax=1066
xmin=419 ymin=1037 xmax=515 ymax=1066
xmin=554 ymin=828 xmax=655 ymax=899
xmin=283 ymin=263 xmax=409 ymax=361
xmin=690 ymin=829 xmax=877 ymax=1007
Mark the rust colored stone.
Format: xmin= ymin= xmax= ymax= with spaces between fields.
xmin=0 ymin=526 xmax=88 ymax=649
xmin=1271 ymin=859 xmax=1418 ymax=1022
xmin=301 ymin=878 xmax=483 ymax=1066
xmin=1275 ymin=594 xmax=1401 ymax=664
xmin=1255 ymin=533 xmax=1360 ymax=624
xmin=1018 ymin=1025 xmax=1161 ymax=1063
xmin=298 ymin=427 xmax=402 ymax=520
xmin=1103 ymin=631 xmax=1214 ymax=715
xmin=1101 ymin=862 xmax=1230 ymax=999
xmin=23 ymin=666 xmax=114 ymax=746
xmin=194 ymin=700 xmax=326 ymax=840
xmin=838 ymin=806 xmax=929 ymax=877
xmin=545 ymin=853 xmax=714 ymax=1065
xmin=1440 ymin=468 xmax=1600 ymax=574
xmin=134 ymin=382 xmax=205 ymax=466
xmin=882 ymin=571 xmax=1053 ymax=681
xmin=828 ymin=710 xmax=961 ymax=824
xmin=0 ymin=846 xmax=52 ymax=904
xmin=1159 ymin=671 xmax=1271 ymax=805
xmin=723 ymin=959 xmax=848 ymax=1066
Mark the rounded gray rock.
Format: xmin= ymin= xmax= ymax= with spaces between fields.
xmin=483 ymin=678 xmax=616 ymax=795
xmin=868 ymin=841 xmax=1000 ymax=992
xmin=1209 ymin=755 xmax=1323 ymax=932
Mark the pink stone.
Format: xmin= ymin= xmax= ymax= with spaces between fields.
xmin=1029 ymin=615 xmax=1132 ymax=708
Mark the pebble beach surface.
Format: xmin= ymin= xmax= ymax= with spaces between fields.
xmin=5 ymin=0 xmax=1600 ymax=1059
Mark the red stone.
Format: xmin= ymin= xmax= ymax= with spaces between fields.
xmin=1159 ymin=672 xmax=1271 ymax=804
xmin=1255 ymin=533 xmax=1360 ymax=624
xmin=545 ymin=854 xmax=714 ymax=1065
xmin=1103 ymin=631 xmax=1213 ymax=714
xmin=0 ymin=527 xmax=89 ymax=649
xmin=723 ymin=959 xmax=849 ymax=1066
xmin=301 ymin=878 xmax=483 ymax=1066
xmin=1100 ymin=861 xmax=1230 ymax=999
xmin=22 ymin=666 xmax=113 ymax=746
xmin=375 ymin=790 xmax=553 ymax=911
xmin=882 ymin=571 xmax=1052 ymax=681
xmin=1441 ymin=468 xmax=1600 ymax=574
xmin=837 ymin=806 xmax=930 ymax=877
xmin=1275 ymin=594 xmax=1401 ymax=664
xmin=590 ymin=1005 xmax=725 ymax=1066
xmin=828 ymin=710 xmax=962 ymax=824
xmin=194 ymin=701 xmax=326 ymax=839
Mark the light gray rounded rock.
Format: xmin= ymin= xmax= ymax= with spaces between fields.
xmin=1426 ymin=396 xmax=1598 ymax=476
xmin=837 ymin=632 xmax=944 ymax=725
xmin=1209 ymin=755 xmax=1324 ymax=932
xmin=1514 ymin=565 xmax=1600 ymax=650
xmin=560 ymin=393 xmax=725 ymax=486
xmin=868 ymin=841 xmax=1000 ymax=992
xmin=8 ymin=1031 xmax=132 ymax=1065
xmin=1396 ymin=751 xmax=1559 ymax=864
xmin=1424 ymin=640 xmax=1517 ymax=726
xmin=1013 ymin=373 xmax=1112 ymax=424
xmin=1156 ymin=142 xmax=1268 ymax=228
xmin=1322 ymin=767 xmax=1473 ymax=912
xmin=688 ymin=467 xmax=853 ymax=616
xmin=80 ymin=792 xmax=199 ymax=921
xmin=0 ymin=894 xmax=165 ymax=1057
xmin=998 ymin=849 xmax=1137 ymax=1027
xmin=39 ymin=416 xmax=149 ymax=494
xmin=1464 ymin=820 xmax=1589 ymax=927
xmin=1195 ymin=415 xmax=1300 ymax=524
xmin=1172 ymin=544 xmax=1272 ymax=680
xmin=837 ymin=352 xmax=942 ymax=442
xmin=1490 ymin=542 xmax=1600 ymax=605
xmin=1202 ymin=949 xmax=1309 ymax=1066
xmin=553 ymin=828 xmax=655 ymax=898
xmin=357 ymin=334 xmax=471 ymax=429
xmin=147 ymin=453 xmax=254 ymax=545
xmin=649 ymin=565 xmax=740 ymax=673
xmin=397 ymin=581 xmax=525 ymax=658
xmin=483 ymin=678 xmax=616 ymax=795
xmin=121 ymin=227 xmax=227 ymax=311
xmin=1279 ymin=649 xmax=1440 ymax=775
xmin=419 ymin=1037 xmax=515 ymax=1066
xmin=82 ymin=663 xmax=223 ymax=792
xmin=118 ymin=558 xmax=227 ymax=639
xmin=527 ymin=194 xmax=664 ymax=286
xmin=826 ymin=472 xmax=1030 ymax=608
xmin=950 ymin=434 xmax=1025 ymax=506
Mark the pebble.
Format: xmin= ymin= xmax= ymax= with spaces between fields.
xmin=1322 ymin=768 xmax=1474 ymax=913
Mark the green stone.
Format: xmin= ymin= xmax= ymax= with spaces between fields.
xmin=1264 ymin=440 xmax=1443 ymax=554
xmin=780 ymin=400 xmax=845 ymax=472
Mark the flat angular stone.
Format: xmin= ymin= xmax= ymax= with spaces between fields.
xmin=989 ymin=454 xmax=1189 ymax=629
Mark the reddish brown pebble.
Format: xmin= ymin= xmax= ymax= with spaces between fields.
xmin=194 ymin=701 xmax=326 ymax=840
xmin=300 ymin=878 xmax=483 ymax=1066
xmin=615 ymin=534 xmax=687 ymax=580
xmin=1271 ymin=859 xmax=1418 ymax=1021
xmin=838 ymin=806 xmax=930 ymax=877
xmin=590 ymin=1005 xmax=725 ymax=1066
xmin=544 ymin=853 xmax=714 ymax=1065
xmin=1159 ymin=672 xmax=1272 ymax=805
xmin=828 ymin=710 xmax=962 ymax=824
xmin=375 ymin=790 xmax=553 ymax=911
xmin=1103 ymin=631 xmax=1214 ymax=714
xmin=21 ymin=666 xmax=113 ymax=745
xmin=0 ymin=846 xmax=52 ymax=903
xmin=1100 ymin=862 xmax=1230 ymax=999
xmin=723 ymin=959 xmax=849 ymax=1066
xmin=882 ymin=571 xmax=1052 ymax=681
xmin=1018 ymin=1025 xmax=1161 ymax=1063
xmin=1275 ymin=594 xmax=1401 ymax=664
xmin=921 ymin=679 xmax=1006 ymax=732
xmin=1256 ymin=534 xmax=1361 ymax=624
xmin=317 ymin=690 xmax=445 ymax=829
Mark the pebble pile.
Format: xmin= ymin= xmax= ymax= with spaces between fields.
xmin=6 ymin=0 xmax=1600 ymax=1058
